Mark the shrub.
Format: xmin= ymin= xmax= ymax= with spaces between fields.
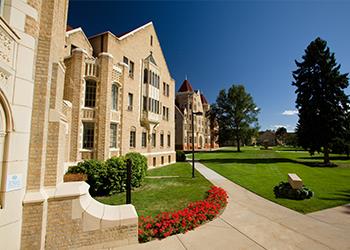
xmin=125 ymin=152 xmax=148 ymax=188
xmin=273 ymin=182 xmax=313 ymax=200
xmin=138 ymin=186 xmax=228 ymax=243
xmin=176 ymin=150 xmax=186 ymax=162
xmin=67 ymin=153 xmax=148 ymax=196
xmin=67 ymin=159 xmax=107 ymax=196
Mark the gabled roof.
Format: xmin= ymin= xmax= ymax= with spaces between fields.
xmin=200 ymin=94 xmax=209 ymax=105
xmin=178 ymin=79 xmax=194 ymax=92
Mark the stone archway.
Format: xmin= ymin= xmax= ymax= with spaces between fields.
xmin=199 ymin=136 xmax=204 ymax=149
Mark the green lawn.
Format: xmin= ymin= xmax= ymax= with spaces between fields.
xmin=95 ymin=162 xmax=212 ymax=217
xmin=194 ymin=147 xmax=350 ymax=213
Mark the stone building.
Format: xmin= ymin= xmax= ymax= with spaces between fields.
xmin=64 ymin=22 xmax=175 ymax=168
xmin=0 ymin=0 xmax=174 ymax=249
xmin=175 ymin=79 xmax=219 ymax=150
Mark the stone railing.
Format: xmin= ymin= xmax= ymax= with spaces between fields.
xmin=44 ymin=182 xmax=138 ymax=249
xmin=81 ymin=108 xmax=95 ymax=120
xmin=85 ymin=58 xmax=99 ymax=78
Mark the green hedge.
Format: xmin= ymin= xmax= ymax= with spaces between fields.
xmin=67 ymin=153 xmax=148 ymax=196
xmin=176 ymin=150 xmax=186 ymax=162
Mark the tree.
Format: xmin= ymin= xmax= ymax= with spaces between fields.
xmin=275 ymin=127 xmax=287 ymax=145
xmin=292 ymin=37 xmax=349 ymax=164
xmin=213 ymin=85 xmax=259 ymax=152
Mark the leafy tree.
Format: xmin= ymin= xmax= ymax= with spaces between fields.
xmin=275 ymin=127 xmax=287 ymax=145
xmin=213 ymin=85 xmax=259 ymax=152
xmin=292 ymin=37 xmax=349 ymax=164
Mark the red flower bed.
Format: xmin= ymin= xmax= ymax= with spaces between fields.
xmin=138 ymin=186 xmax=228 ymax=242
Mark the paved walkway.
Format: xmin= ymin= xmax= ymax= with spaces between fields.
xmin=116 ymin=162 xmax=350 ymax=250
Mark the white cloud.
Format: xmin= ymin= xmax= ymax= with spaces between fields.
xmin=271 ymin=124 xmax=295 ymax=132
xmin=282 ymin=110 xmax=298 ymax=116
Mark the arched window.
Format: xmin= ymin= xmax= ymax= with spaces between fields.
xmin=84 ymin=80 xmax=96 ymax=107
xmin=143 ymin=69 xmax=148 ymax=84
xmin=111 ymin=84 xmax=118 ymax=110
xmin=130 ymin=126 xmax=136 ymax=148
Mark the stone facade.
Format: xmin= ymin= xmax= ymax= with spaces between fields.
xmin=175 ymin=79 xmax=219 ymax=150
xmin=64 ymin=23 xmax=176 ymax=167
xmin=0 ymin=0 xmax=146 ymax=249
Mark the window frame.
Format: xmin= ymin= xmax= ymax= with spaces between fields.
xmin=111 ymin=84 xmax=119 ymax=110
xmin=129 ymin=60 xmax=134 ymax=78
xmin=128 ymin=93 xmax=133 ymax=111
xmin=130 ymin=128 xmax=136 ymax=148
xmin=141 ymin=132 xmax=147 ymax=148
xmin=152 ymin=133 xmax=156 ymax=147
xmin=82 ymin=122 xmax=95 ymax=149
xmin=84 ymin=80 xmax=97 ymax=108
xmin=110 ymin=123 xmax=118 ymax=148
xmin=160 ymin=132 xmax=164 ymax=147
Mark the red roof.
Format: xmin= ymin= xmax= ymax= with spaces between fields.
xmin=200 ymin=94 xmax=208 ymax=104
xmin=178 ymin=79 xmax=194 ymax=92
xmin=66 ymin=25 xmax=74 ymax=31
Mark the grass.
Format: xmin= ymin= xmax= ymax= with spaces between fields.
xmin=95 ymin=162 xmax=212 ymax=217
xmin=194 ymin=147 xmax=350 ymax=213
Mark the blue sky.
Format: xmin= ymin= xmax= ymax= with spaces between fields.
xmin=68 ymin=1 xmax=350 ymax=132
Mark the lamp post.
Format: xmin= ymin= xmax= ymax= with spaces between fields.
xmin=191 ymin=110 xmax=203 ymax=178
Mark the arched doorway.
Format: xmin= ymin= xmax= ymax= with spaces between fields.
xmin=199 ymin=136 xmax=203 ymax=149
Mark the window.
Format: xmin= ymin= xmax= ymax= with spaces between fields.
xmin=161 ymin=156 xmax=164 ymax=165
xmin=160 ymin=133 xmax=164 ymax=147
xmin=163 ymin=82 xmax=169 ymax=96
xmin=128 ymin=93 xmax=133 ymax=110
xmin=163 ymin=106 xmax=169 ymax=121
xmin=143 ymin=96 xmax=147 ymax=111
xmin=83 ymin=122 xmax=94 ymax=149
xmin=129 ymin=61 xmax=134 ymax=78
xmin=111 ymin=84 xmax=118 ymax=110
xmin=110 ymin=123 xmax=117 ymax=148
xmin=151 ymin=35 xmax=153 ymax=46
xmin=123 ymin=56 xmax=129 ymax=65
xmin=152 ymin=133 xmax=156 ymax=147
xmin=142 ymin=132 xmax=147 ymax=147
xmin=130 ymin=128 xmax=136 ymax=148
xmin=167 ymin=133 xmax=171 ymax=147
xmin=143 ymin=69 xmax=148 ymax=83
xmin=153 ymin=157 xmax=156 ymax=166
xmin=84 ymin=80 xmax=96 ymax=107
xmin=168 ymin=155 xmax=171 ymax=163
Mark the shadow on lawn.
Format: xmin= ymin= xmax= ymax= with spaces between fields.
xmin=200 ymin=156 xmax=340 ymax=168
xmin=319 ymin=190 xmax=350 ymax=204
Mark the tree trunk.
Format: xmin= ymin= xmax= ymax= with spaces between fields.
xmin=236 ymin=135 xmax=241 ymax=152
xmin=324 ymin=145 xmax=330 ymax=165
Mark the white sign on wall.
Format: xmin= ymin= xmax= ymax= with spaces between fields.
xmin=6 ymin=174 xmax=22 ymax=191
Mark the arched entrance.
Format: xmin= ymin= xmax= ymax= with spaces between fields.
xmin=199 ymin=136 xmax=204 ymax=149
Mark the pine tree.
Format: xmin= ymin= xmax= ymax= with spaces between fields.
xmin=292 ymin=37 xmax=349 ymax=164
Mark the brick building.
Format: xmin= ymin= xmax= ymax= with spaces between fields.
xmin=175 ymin=79 xmax=219 ymax=150
xmin=0 ymin=0 xmax=175 ymax=249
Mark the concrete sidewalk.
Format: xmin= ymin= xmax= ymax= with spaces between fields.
xmin=116 ymin=162 xmax=350 ymax=250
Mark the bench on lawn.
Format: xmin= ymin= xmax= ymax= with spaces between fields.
xmin=288 ymin=173 xmax=303 ymax=190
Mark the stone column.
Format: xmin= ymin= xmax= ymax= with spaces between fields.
xmin=95 ymin=53 xmax=113 ymax=160
xmin=65 ymin=49 xmax=85 ymax=162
